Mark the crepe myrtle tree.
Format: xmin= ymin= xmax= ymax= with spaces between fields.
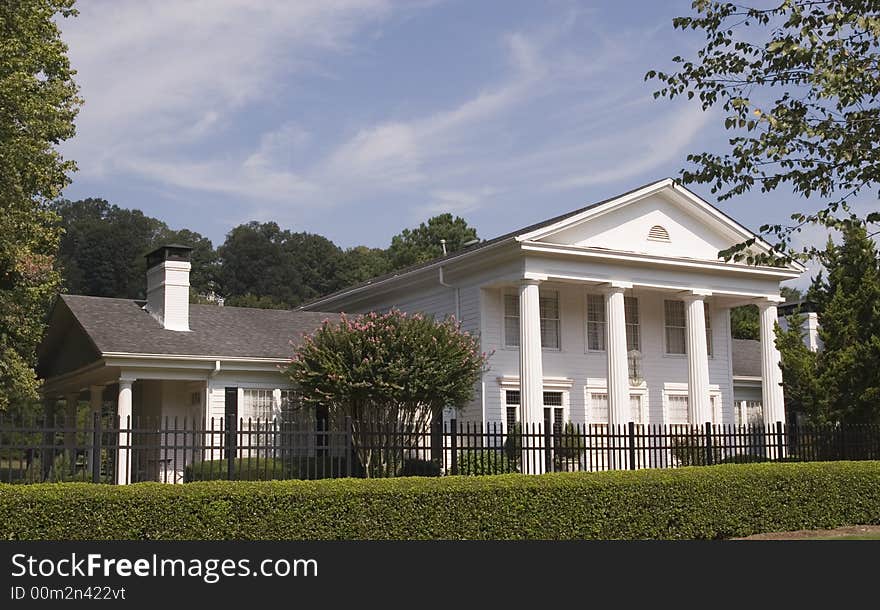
xmin=285 ymin=310 xmax=490 ymax=477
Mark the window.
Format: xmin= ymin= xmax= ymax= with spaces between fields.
xmin=664 ymin=300 xmax=686 ymax=355
xmin=624 ymin=296 xmax=640 ymax=352
xmin=543 ymin=391 xmax=564 ymax=432
xmin=704 ymin=307 xmax=713 ymax=357
xmin=667 ymin=395 xmax=689 ymax=424
xmin=241 ymin=389 xmax=276 ymax=422
xmin=504 ymin=293 xmax=520 ymax=347
xmin=587 ymin=294 xmax=639 ymax=354
xmin=505 ymin=390 xmax=520 ymax=429
xmin=504 ymin=290 xmax=560 ymax=349
xmin=590 ymin=392 xmax=609 ymax=425
xmin=540 ymin=292 xmax=560 ymax=349
xmin=630 ymin=394 xmax=644 ymax=424
xmin=586 ymin=294 xmax=605 ymax=351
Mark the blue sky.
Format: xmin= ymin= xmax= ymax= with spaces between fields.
xmin=58 ymin=0 xmax=839 ymax=287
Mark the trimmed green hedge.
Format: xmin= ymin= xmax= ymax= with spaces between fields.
xmin=2 ymin=461 xmax=880 ymax=540
xmin=185 ymin=458 xmax=288 ymax=482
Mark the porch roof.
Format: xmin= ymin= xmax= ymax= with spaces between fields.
xmin=39 ymin=295 xmax=335 ymax=378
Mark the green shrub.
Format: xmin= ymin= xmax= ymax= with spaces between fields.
xmin=399 ymin=458 xmax=441 ymax=477
xmin=288 ymin=456 xmax=352 ymax=480
xmin=718 ymin=454 xmax=769 ymax=464
xmin=456 ymin=449 xmax=518 ymax=475
xmin=3 ymin=462 xmax=880 ymax=540
xmin=184 ymin=458 xmax=287 ymax=481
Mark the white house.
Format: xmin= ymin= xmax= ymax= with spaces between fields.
xmin=302 ymin=178 xmax=804 ymax=440
xmin=37 ymin=245 xmax=335 ymax=483
xmin=36 ymin=178 xmax=804 ymax=482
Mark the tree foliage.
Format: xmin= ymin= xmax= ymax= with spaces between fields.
xmin=285 ymin=310 xmax=489 ymax=476
xmin=731 ymin=286 xmax=802 ymax=340
xmin=649 ymin=1 xmax=880 ymax=262
xmin=0 ymin=1 xmax=81 ymax=410
xmin=387 ymin=213 xmax=478 ymax=271
xmin=52 ymin=198 xmax=218 ymax=299
xmin=777 ymin=224 xmax=880 ymax=423
xmin=216 ymin=222 xmax=345 ymax=308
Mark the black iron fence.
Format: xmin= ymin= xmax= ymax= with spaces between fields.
xmin=1 ymin=414 xmax=880 ymax=484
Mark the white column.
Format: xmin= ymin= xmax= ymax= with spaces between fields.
xmin=518 ymin=279 xmax=545 ymax=474
xmin=88 ymin=385 xmax=103 ymax=475
xmin=683 ymin=293 xmax=712 ymax=425
xmin=603 ymin=285 xmax=631 ymax=426
xmin=758 ymin=300 xmax=786 ymax=424
xmin=116 ymin=378 xmax=134 ymax=485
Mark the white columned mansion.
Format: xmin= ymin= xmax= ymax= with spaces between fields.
xmin=38 ymin=179 xmax=804 ymax=483
xmin=307 ymin=179 xmax=803 ymax=439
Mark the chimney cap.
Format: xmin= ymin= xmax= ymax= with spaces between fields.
xmin=145 ymin=244 xmax=193 ymax=269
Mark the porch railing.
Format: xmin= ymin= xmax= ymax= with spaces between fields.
xmin=1 ymin=414 xmax=879 ymax=484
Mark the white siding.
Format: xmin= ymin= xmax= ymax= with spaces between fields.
xmin=480 ymin=284 xmax=734 ymax=427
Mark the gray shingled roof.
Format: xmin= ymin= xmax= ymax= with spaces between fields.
xmin=60 ymin=294 xmax=334 ymax=359
xmin=732 ymin=338 xmax=762 ymax=377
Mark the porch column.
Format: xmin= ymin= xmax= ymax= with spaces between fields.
xmin=683 ymin=292 xmax=712 ymax=425
xmin=518 ymin=278 xmax=545 ymax=474
xmin=116 ymin=378 xmax=134 ymax=485
xmin=64 ymin=392 xmax=79 ymax=472
xmin=603 ymin=284 xmax=632 ymax=426
xmin=88 ymin=385 xmax=104 ymax=475
xmin=758 ymin=300 xmax=786 ymax=424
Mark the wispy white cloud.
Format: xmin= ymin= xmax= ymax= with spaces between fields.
xmin=61 ymin=2 xmax=715 ymax=239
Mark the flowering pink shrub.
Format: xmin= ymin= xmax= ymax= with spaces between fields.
xmin=286 ymin=309 xmax=490 ymax=422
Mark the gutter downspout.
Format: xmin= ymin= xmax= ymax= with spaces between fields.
xmin=205 ymin=360 xmax=221 ymax=429
xmin=438 ymin=265 xmax=460 ymax=321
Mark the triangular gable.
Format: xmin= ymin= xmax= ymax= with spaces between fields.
xmin=517 ymin=179 xmax=806 ymax=271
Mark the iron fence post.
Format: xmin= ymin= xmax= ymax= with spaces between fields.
xmin=628 ymin=421 xmax=637 ymax=470
xmin=776 ymin=421 xmax=785 ymax=461
xmin=225 ymin=413 xmax=237 ymax=480
xmin=545 ymin=423 xmax=553 ymax=473
xmin=345 ymin=416 xmax=353 ymax=478
xmin=704 ymin=422 xmax=713 ymax=466
xmin=450 ymin=418 xmax=458 ymax=475
xmin=91 ymin=411 xmax=102 ymax=483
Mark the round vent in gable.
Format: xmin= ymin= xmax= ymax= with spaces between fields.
xmin=647 ymin=225 xmax=670 ymax=242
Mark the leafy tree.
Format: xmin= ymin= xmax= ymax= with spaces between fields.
xmin=217 ymin=222 xmax=345 ymax=307
xmin=223 ymin=294 xmax=288 ymax=310
xmin=161 ymin=227 xmax=218 ymax=299
xmin=0 ymin=1 xmax=81 ymax=410
xmin=776 ymin=224 xmax=880 ymax=423
xmin=285 ymin=310 xmax=489 ymax=476
xmin=387 ymin=214 xmax=478 ymax=270
xmin=52 ymin=198 xmax=217 ymax=299
xmin=216 ymin=222 xmax=300 ymax=307
xmin=649 ymin=1 xmax=880 ymax=262
xmin=337 ymin=246 xmax=391 ymax=289
xmin=730 ymin=286 xmax=802 ymax=340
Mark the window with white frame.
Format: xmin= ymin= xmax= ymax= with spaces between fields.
xmin=504 ymin=389 xmax=567 ymax=431
xmin=503 ymin=293 xmax=520 ymax=348
xmin=586 ymin=294 xmax=605 ymax=351
xmin=630 ymin=394 xmax=644 ymax=424
xmin=543 ymin=391 xmax=564 ymax=432
xmin=241 ymin=389 xmax=276 ymax=422
xmin=667 ymin=394 xmax=689 ymax=425
xmin=625 ymin=296 xmax=640 ymax=352
xmin=505 ymin=389 xmax=520 ymax=429
xmin=704 ymin=307 xmax=713 ymax=357
xmin=504 ymin=290 xmax=560 ymax=349
xmin=540 ymin=292 xmax=560 ymax=349
xmin=664 ymin=300 xmax=686 ymax=355
xmin=589 ymin=392 xmax=609 ymax=425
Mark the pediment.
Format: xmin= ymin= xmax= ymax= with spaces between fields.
xmin=522 ymin=182 xmax=779 ymax=265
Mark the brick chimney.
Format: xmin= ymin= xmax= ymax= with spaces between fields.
xmin=144 ymin=244 xmax=192 ymax=331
